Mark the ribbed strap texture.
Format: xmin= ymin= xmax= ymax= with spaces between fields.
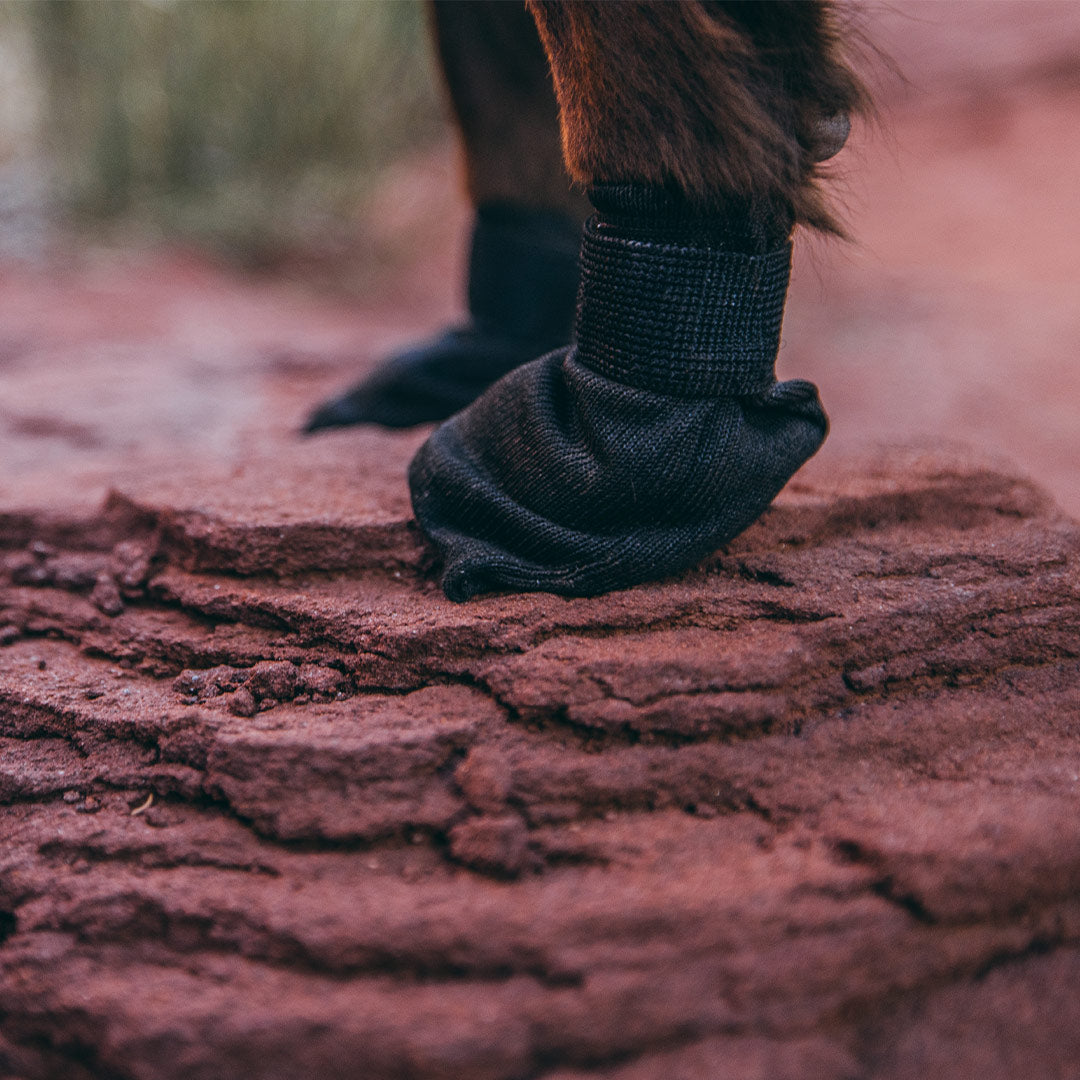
xmin=575 ymin=218 xmax=792 ymax=397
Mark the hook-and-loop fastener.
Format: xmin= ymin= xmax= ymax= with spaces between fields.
xmin=575 ymin=219 xmax=792 ymax=398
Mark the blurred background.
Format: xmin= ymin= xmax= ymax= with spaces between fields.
xmin=0 ymin=0 xmax=445 ymax=270
xmin=0 ymin=0 xmax=1079 ymax=523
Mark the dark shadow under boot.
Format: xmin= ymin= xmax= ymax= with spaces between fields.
xmin=303 ymin=203 xmax=580 ymax=432
xmin=409 ymin=185 xmax=828 ymax=600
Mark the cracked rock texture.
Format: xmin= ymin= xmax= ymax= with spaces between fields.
xmin=2 ymin=441 xmax=1080 ymax=1080
xmin=5 ymin=3 xmax=1080 ymax=1074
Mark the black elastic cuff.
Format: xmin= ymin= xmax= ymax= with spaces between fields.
xmin=587 ymin=184 xmax=793 ymax=251
xmin=575 ymin=187 xmax=792 ymax=398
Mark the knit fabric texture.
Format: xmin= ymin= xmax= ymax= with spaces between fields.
xmin=409 ymin=184 xmax=828 ymax=601
xmin=303 ymin=203 xmax=580 ymax=432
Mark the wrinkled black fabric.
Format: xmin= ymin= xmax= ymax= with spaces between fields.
xmin=303 ymin=203 xmax=580 ymax=432
xmin=409 ymin=185 xmax=828 ymax=601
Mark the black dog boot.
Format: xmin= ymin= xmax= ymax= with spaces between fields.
xmin=408 ymin=184 xmax=828 ymax=601
xmin=303 ymin=203 xmax=580 ymax=432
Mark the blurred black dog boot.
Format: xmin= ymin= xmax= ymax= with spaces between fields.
xmin=409 ymin=184 xmax=828 ymax=601
xmin=303 ymin=203 xmax=580 ymax=432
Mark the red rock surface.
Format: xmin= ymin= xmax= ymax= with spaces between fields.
xmin=3 ymin=441 xmax=1080 ymax=1080
xmin=3 ymin=4 xmax=1080 ymax=1078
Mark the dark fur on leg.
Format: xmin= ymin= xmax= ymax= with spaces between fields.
xmin=527 ymin=0 xmax=868 ymax=232
xmin=431 ymin=0 xmax=589 ymax=219
xmin=304 ymin=3 xmax=588 ymax=433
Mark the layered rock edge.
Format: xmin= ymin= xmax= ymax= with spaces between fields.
xmin=2 ymin=444 xmax=1079 ymax=1079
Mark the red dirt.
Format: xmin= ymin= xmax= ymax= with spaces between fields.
xmin=3 ymin=4 xmax=1080 ymax=1078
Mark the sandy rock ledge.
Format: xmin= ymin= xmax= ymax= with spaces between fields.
xmin=2 ymin=443 xmax=1079 ymax=1080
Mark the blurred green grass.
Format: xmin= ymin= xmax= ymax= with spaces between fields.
xmin=15 ymin=0 xmax=447 ymax=264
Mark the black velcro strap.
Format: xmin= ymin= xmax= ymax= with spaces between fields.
xmin=575 ymin=217 xmax=791 ymax=397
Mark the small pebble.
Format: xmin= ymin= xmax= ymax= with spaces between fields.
xmin=228 ymin=687 xmax=258 ymax=718
xmin=90 ymin=573 xmax=124 ymax=617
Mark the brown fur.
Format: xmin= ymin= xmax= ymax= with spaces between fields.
xmin=526 ymin=0 xmax=869 ymax=233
